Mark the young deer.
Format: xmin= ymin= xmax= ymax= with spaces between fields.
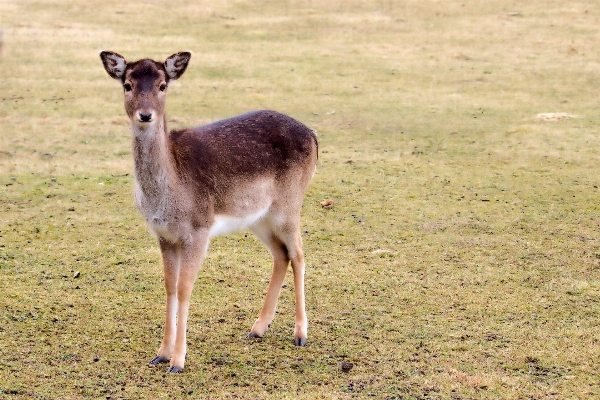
xmin=100 ymin=51 xmax=318 ymax=373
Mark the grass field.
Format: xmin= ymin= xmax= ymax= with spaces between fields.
xmin=1 ymin=0 xmax=600 ymax=398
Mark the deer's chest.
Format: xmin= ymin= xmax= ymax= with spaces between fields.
xmin=134 ymin=179 xmax=189 ymax=243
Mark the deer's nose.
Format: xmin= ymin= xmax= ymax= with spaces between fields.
xmin=139 ymin=112 xmax=153 ymax=122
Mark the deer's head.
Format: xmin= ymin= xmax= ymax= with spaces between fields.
xmin=100 ymin=51 xmax=191 ymax=126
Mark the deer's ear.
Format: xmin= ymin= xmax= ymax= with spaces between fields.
xmin=164 ymin=52 xmax=191 ymax=80
xmin=100 ymin=51 xmax=127 ymax=80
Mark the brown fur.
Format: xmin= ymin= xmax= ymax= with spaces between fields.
xmin=100 ymin=51 xmax=317 ymax=373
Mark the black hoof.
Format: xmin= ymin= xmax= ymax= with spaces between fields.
xmin=294 ymin=337 xmax=307 ymax=346
xmin=247 ymin=332 xmax=263 ymax=339
xmin=150 ymin=356 xmax=169 ymax=365
xmin=167 ymin=366 xmax=184 ymax=373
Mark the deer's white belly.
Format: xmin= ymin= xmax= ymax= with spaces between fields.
xmin=209 ymin=207 xmax=269 ymax=238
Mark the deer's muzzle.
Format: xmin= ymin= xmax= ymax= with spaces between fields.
xmin=135 ymin=110 xmax=155 ymax=123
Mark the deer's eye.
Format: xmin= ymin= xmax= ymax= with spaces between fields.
xmin=123 ymin=83 xmax=132 ymax=92
xmin=159 ymin=83 xmax=167 ymax=92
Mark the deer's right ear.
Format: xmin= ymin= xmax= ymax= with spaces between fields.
xmin=100 ymin=51 xmax=127 ymax=80
xmin=165 ymin=52 xmax=191 ymax=80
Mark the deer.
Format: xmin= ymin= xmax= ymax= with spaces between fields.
xmin=100 ymin=51 xmax=318 ymax=373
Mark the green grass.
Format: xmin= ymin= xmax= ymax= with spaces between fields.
xmin=2 ymin=0 xmax=600 ymax=398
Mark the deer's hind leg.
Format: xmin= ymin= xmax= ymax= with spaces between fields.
xmin=284 ymin=228 xmax=308 ymax=346
xmin=248 ymin=219 xmax=308 ymax=346
xmin=248 ymin=223 xmax=290 ymax=339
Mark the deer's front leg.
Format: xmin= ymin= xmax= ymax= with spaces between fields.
xmin=166 ymin=231 xmax=209 ymax=373
xmin=149 ymin=239 xmax=181 ymax=366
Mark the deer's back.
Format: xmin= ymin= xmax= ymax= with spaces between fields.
xmin=169 ymin=110 xmax=318 ymax=186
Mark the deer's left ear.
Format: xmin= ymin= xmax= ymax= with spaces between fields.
xmin=100 ymin=51 xmax=127 ymax=80
xmin=165 ymin=52 xmax=192 ymax=80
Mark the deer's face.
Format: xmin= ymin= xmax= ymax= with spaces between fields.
xmin=122 ymin=60 xmax=168 ymax=125
xmin=100 ymin=51 xmax=191 ymax=127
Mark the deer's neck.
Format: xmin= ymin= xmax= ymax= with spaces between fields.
xmin=131 ymin=118 xmax=175 ymax=198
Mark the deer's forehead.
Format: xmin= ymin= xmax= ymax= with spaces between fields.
xmin=125 ymin=59 xmax=166 ymax=84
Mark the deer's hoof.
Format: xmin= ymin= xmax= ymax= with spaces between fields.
xmin=149 ymin=356 xmax=169 ymax=365
xmin=247 ymin=332 xmax=263 ymax=339
xmin=294 ymin=337 xmax=307 ymax=346
xmin=167 ymin=366 xmax=184 ymax=373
